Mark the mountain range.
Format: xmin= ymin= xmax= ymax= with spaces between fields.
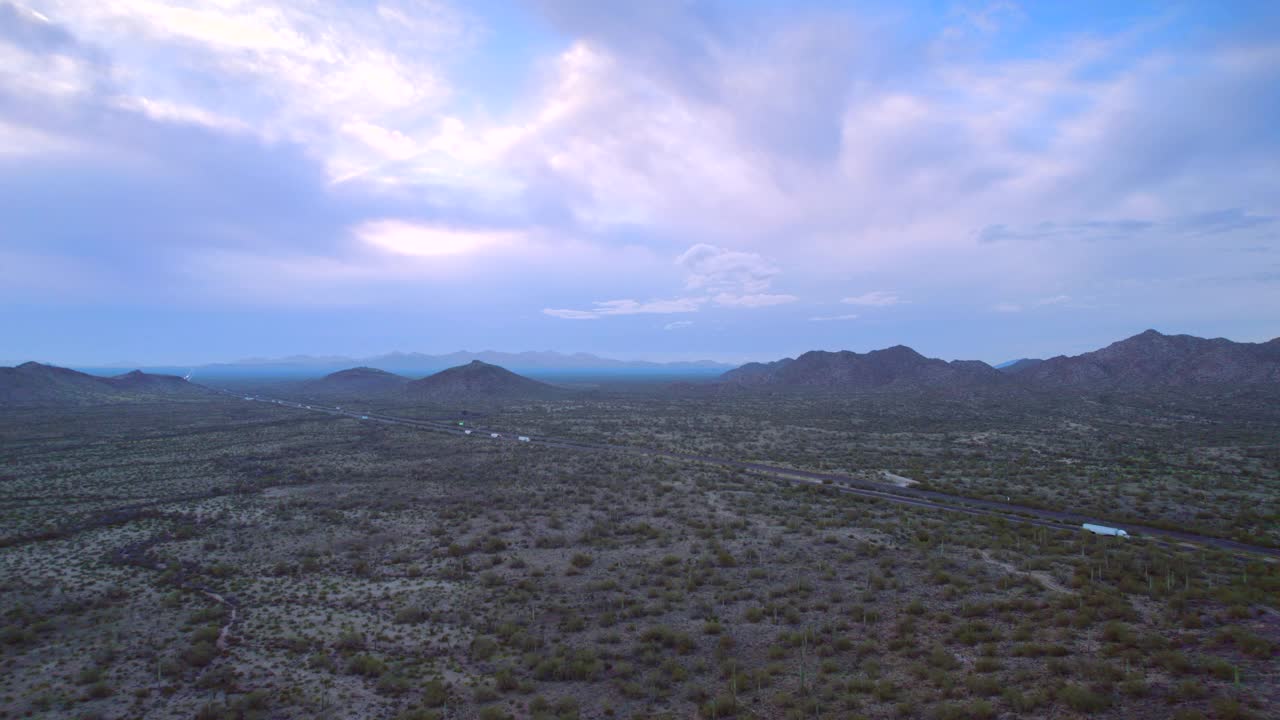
xmin=91 ymin=351 xmax=734 ymax=379
xmin=8 ymin=330 xmax=1277 ymax=406
xmin=721 ymin=330 xmax=1280 ymax=390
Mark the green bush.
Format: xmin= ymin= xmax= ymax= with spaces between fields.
xmin=1058 ymin=684 xmax=1111 ymax=713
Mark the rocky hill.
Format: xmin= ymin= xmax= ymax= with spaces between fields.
xmin=405 ymin=361 xmax=567 ymax=402
xmin=721 ymin=346 xmax=1002 ymax=389
xmin=0 ymin=363 xmax=212 ymax=405
xmin=1017 ymin=330 xmax=1280 ymax=387
xmin=300 ymin=367 xmax=409 ymax=396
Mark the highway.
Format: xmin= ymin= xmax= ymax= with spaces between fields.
xmin=230 ymin=392 xmax=1280 ymax=561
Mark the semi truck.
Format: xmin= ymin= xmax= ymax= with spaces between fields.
xmin=1082 ymin=523 xmax=1129 ymax=538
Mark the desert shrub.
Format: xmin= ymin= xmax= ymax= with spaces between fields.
xmin=477 ymin=706 xmax=511 ymax=720
xmin=347 ymin=654 xmax=386 ymax=677
xmin=472 ymin=636 xmax=499 ymax=660
xmin=335 ymin=630 xmax=365 ymax=652
xmin=184 ymin=641 xmax=217 ymax=668
xmin=378 ymin=674 xmax=412 ymax=695
xmin=395 ymin=711 xmax=442 ymax=720
xmin=85 ymin=681 xmax=113 ymax=699
xmin=933 ymin=700 xmax=995 ymax=720
xmin=395 ymin=606 xmax=428 ymax=624
xmin=1058 ymin=684 xmax=1111 ymax=713
xmin=421 ymin=679 xmax=449 ymax=707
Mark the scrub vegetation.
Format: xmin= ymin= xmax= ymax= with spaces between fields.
xmin=1 ymin=392 xmax=1276 ymax=719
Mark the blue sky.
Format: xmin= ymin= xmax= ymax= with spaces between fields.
xmin=1 ymin=0 xmax=1277 ymax=366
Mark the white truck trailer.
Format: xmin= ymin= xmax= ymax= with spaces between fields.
xmin=518 ymin=436 xmax=531 ymax=442
xmin=1082 ymin=523 xmax=1129 ymax=538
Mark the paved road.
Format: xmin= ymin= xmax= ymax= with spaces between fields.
xmin=229 ymin=392 xmax=1280 ymax=561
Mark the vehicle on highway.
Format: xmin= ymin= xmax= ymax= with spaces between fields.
xmin=518 ymin=436 xmax=531 ymax=442
xmin=490 ymin=433 xmax=500 ymax=438
xmin=361 ymin=415 xmax=369 ymax=420
xmin=464 ymin=429 xmax=472 ymax=435
xmin=1083 ymin=523 xmax=1129 ymax=538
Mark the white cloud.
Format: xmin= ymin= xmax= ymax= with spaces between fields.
xmin=356 ymin=220 xmax=520 ymax=257
xmin=677 ymin=243 xmax=781 ymax=294
xmin=114 ymin=96 xmax=251 ymax=133
xmin=546 ymin=243 xmax=796 ymax=320
xmin=25 ymin=0 xmax=470 ymax=179
xmin=543 ymin=297 xmax=705 ymax=320
xmin=808 ymin=313 xmax=859 ymax=322
xmin=990 ymin=294 xmax=1075 ymax=314
xmin=842 ymin=291 xmax=905 ymax=307
xmin=713 ymin=292 xmax=797 ymax=308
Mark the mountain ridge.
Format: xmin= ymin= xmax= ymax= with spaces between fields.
xmin=103 ymin=351 xmax=735 ymax=377
xmin=722 ymin=345 xmax=1002 ymax=389
xmin=0 ymin=363 xmax=213 ymax=405
xmin=721 ymin=330 xmax=1280 ymax=390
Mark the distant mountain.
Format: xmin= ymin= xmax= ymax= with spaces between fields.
xmin=405 ymin=361 xmax=568 ymax=402
xmin=721 ymin=346 xmax=1002 ymax=389
xmin=1017 ymin=330 xmax=1280 ymax=387
xmin=102 ymin=369 xmax=202 ymax=395
xmin=370 ymin=351 xmax=730 ymax=374
xmin=721 ymin=358 xmax=795 ymax=385
xmin=0 ymin=362 xmax=212 ymax=405
xmin=300 ymin=367 xmax=409 ymax=396
xmin=171 ymin=351 xmax=733 ymax=378
xmin=724 ymin=330 xmax=1280 ymax=393
xmin=996 ymin=358 xmax=1044 ymax=374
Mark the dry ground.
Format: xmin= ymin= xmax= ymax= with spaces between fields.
xmin=1 ymin=398 xmax=1276 ymax=719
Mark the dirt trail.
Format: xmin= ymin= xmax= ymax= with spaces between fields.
xmin=980 ymin=549 xmax=1074 ymax=595
xmin=114 ymin=533 xmax=241 ymax=651
xmin=203 ymin=591 xmax=238 ymax=650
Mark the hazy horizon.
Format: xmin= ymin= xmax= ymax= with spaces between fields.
xmin=8 ymin=324 xmax=1280 ymax=372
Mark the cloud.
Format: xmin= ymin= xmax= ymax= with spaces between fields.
xmin=677 ymin=243 xmax=781 ymax=294
xmin=808 ymin=313 xmax=859 ymax=322
xmin=357 ymin=221 xmax=521 ymax=257
xmin=713 ymin=292 xmax=797 ymax=308
xmin=9 ymin=0 xmax=472 ymax=181
xmin=543 ymin=297 xmax=705 ymax=320
xmin=3 ymin=1 xmax=1279 ymax=362
xmin=842 ymin=291 xmax=905 ymax=307
xmin=975 ymin=210 xmax=1276 ymax=245
xmin=663 ymin=320 xmax=693 ymax=330
xmin=546 ymin=243 xmax=796 ymax=319
xmin=991 ymin=295 xmax=1075 ymax=313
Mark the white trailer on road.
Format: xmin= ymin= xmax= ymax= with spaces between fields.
xmin=518 ymin=436 xmax=531 ymax=442
xmin=1082 ymin=523 xmax=1129 ymax=538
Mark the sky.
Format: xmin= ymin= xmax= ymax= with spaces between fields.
xmin=1 ymin=0 xmax=1278 ymax=366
